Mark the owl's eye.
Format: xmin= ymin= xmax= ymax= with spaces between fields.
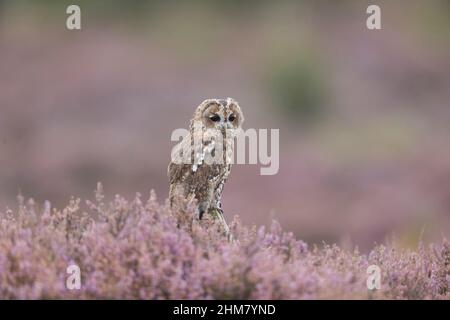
xmin=210 ymin=115 xmax=221 ymax=122
xmin=228 ymin=114 xmax=236 ymax=122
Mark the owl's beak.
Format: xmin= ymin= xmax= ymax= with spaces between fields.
xmin=220 ymin=124 xmax=227 ymax=136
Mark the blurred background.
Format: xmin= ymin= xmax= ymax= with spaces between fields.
xmin=0 ymin=0 xmax=449 ymax=250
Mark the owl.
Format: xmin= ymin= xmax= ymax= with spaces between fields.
xmin=168 ymin=98 xmax=244 ymax=234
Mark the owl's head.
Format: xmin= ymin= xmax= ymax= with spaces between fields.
xmin=192 ymin=98 xmax=244 ymax=132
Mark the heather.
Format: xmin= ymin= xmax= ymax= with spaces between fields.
xmin=0 ymin=185 xmax=448 ymax=300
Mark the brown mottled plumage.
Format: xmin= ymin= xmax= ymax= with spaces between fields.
xmin=168 ymin=98 xmax=244 ymax=233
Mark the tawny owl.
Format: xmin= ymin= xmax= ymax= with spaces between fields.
xmin=168 ymin=98 xmax=244 ymax=233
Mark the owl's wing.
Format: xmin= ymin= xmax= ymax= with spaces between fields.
xmin=212 ymin=164 xmax=231 ymax=208
xmin=169 ymin=137 xmax=217 ymax=182
xmin=168 ymin=133 xmax=193 ymax=184
xmin=168 ymin=162 xmax=190 ymax=185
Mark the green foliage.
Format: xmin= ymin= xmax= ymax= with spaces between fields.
xmin=268 ymin=56 xmax=328 ymax=126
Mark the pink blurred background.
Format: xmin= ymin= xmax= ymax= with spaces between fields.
xmin=1 ymin=0 xmax=449 ymax=250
